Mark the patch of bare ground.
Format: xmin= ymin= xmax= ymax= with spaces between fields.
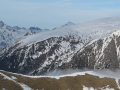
xmin=0 ymin=70 xmax=119 ymax=90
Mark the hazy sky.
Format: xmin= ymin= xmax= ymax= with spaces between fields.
xmin=1 ymin=0 xmax=120 ymax=29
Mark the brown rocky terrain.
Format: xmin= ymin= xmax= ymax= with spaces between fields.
xmin=0 ymin=70 xmax=120 ymax=90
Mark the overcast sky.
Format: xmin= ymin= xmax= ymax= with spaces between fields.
xmin=1 ymin=0 xmax=120 ymax=29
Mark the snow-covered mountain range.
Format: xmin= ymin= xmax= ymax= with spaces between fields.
xmin=1 ymin=16 xmax=120 ymax=75
xmin=0 ymin=21 xmax=49 ymax=49
xmin=0 ymin=21 xmax=28 ymax=49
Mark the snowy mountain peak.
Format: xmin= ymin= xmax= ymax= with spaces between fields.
xmin=61 ymin=21 xmax=75 ymax=27
xmin=29 ymin=27 xmax=42 ymax=31
xmin=0 ymin=21 xmax=47 ymax=49
xmin=66 ymin=21 xmax=75 ymax=25
xmin=29 ymin=27 xmax=46 ymax=33
xmin=0 ymin=21 xmax=5 ymax=27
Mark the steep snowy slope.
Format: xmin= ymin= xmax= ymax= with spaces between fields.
xmin=1 ymin=16 xmax=120 ymax=75
xmin=67 ymin=30 xmax=120 ymax=70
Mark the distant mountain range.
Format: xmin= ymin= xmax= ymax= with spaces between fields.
xmin=0 ymin=16 xmax=120 ymax=76
xmin=0 ymin=21 xmax=49 ymax=49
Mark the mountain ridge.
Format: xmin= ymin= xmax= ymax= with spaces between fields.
xmin=1 ymin=16 xmax=120 ymax=75
xmin=0 ymin=20 xmax=49 ymax=49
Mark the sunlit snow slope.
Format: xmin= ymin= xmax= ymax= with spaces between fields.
xmin=18 ymin=16 xmax=120 ymax=47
